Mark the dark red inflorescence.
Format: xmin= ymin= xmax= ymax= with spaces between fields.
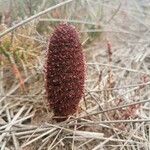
xmin=46 ymin=23 xmax=85 ymax=121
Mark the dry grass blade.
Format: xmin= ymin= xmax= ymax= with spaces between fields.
xmin=71 ymin=119 xmax=150 ymax=125
xmin=0 ymin=0 xmax=74 ymax=38
xmin=87 ymin=62 xmax=150 ymax=75
xmin=92 ymin=135 xmax=116 ymax=150
xmin=21 ymin=128 xmax=58 ymax=148
xmin=0 ymin=115 xmax=33 ymax=131
xmin=82 ymin=98 xmax=150 ymax=117
xmin=72 ymin=130 xmax=104 ymax=139
xmin=0 ymin=105 xmax=26 ymax=142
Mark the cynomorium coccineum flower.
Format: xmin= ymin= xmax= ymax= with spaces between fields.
xmin=46 ymin=23 xmax=85 ymax=121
